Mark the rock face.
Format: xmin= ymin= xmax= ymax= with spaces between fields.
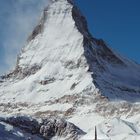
xmin=0 ymin=0 xmax=140 ymax=103
xmin=0 ymin=116 xmax=85 ymax=140
xmin=0 ymin=0 xmax=140 ymax=139
xmin=40 ymin=117 xmax=86 ymax=139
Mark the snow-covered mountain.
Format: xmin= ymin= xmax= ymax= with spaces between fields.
xmin=0 ymin=0 xmax=140 ymax=139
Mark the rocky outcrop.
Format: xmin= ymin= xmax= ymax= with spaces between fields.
xmin=40 ymin=117 xmax=86 ymax=140
xmin=0 ymin=116 xmax=86 ymax=140
xmin=1 ymin=64 xmax=41 ymax=79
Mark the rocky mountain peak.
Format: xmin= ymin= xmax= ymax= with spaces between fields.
xmin=1 ymin=0 xmax=140 ymax=103
xmin=28 ymin=0 xmax=90 ymax=42
xmin=1 ymin=1 xmax=140 ymax=139
xmin=2 ymin=0 xmax=125 ymax=80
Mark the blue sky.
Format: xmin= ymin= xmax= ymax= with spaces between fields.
xmin=75 ymin=0 xmax=140 ymax=63
xmin=0 ymin=0 xmax=140 ymax=75
xmin=0 ymin=0 xmax=49 ymax=74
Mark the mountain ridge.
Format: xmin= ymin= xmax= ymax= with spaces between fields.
xmin=0 ymin=0 xmax=140 ymax=139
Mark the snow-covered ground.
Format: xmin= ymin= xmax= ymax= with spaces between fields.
xmin=0 ymin=0 xmax=140 ymax=139
xmin=80 ymin=117 xmax=140 ymax=140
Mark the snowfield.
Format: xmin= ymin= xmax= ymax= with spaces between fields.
xmin=0 ymin=0 xmax=140 ymax=139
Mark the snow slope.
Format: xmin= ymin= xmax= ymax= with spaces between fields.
xmin=0 ymin=0 xmax=140 ymax=139
xmin=80 ymin=117 xmax=140 ymax=140
xmin=0 ymin=0 xmax=97 ymax=104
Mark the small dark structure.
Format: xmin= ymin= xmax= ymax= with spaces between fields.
xmin=95 ymin=126 xmax=97 ymax=140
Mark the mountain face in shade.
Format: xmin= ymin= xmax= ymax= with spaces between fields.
xmin=0 ymin=0 xmax=140 ymax=139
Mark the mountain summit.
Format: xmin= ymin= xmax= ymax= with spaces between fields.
xmin=0 ymin=0 xmax=140 ymax=139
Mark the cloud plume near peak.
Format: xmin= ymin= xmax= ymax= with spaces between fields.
xmin=0 ymin=0 xmax=49 ymax=75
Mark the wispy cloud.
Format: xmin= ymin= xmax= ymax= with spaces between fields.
xmin=0 ymin=0 xmax=49 ymax=75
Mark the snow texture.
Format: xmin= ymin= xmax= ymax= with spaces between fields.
xmin=0 ymin=0 xmax=140 ymax=139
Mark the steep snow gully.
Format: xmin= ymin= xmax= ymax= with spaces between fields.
xmin=0 ymin=0 xmax=140 ymax=139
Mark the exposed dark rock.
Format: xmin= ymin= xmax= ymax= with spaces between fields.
xmin=95 ymin=39 xmax=125 ymax=65
xmin=70 ymin=83 xmax=78 ymax=90
xmin=35 ymin=110 xmax=64 ymax=118
xmin=0 ymin=116 xmax=86 ymax=140
xmin=64 ymin=108 xmax=76 ymax=116
xmin=2 ymin=64 xmax=41 ymax=79
xmin=27 ymin=8 xmax=47 ymax=42
xmin=71 ymin=3 xmax=92 ymax=40
xmin=3 ymin=116 xmax=40 ymax=134
xmin=117 ymin=86 xmax=139 ymax=93
xmin=40 ymin=78 xmax=55 ymax=85
xmin=40 ymin=118 xmax=86 ymax=140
